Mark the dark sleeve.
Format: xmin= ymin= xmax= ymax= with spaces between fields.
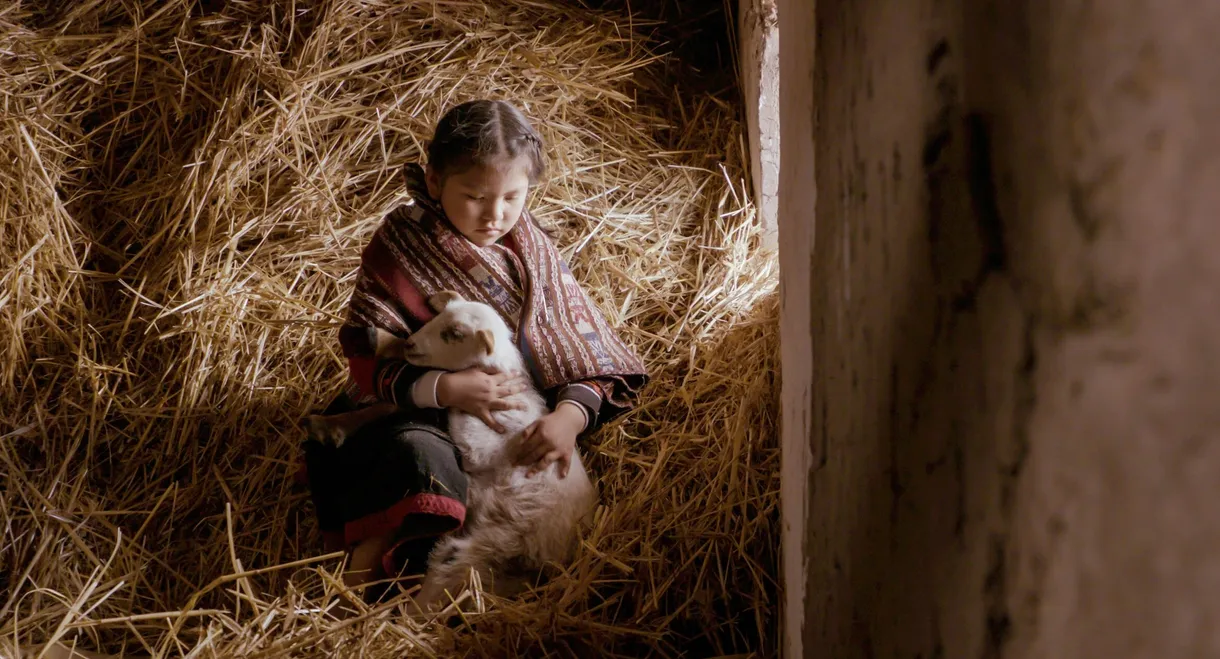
xmin=375 ymin=358 xmax=435 ymax=409
xmin=340 ymin=251 xmax=434 ymax=408
xmin=555 ymin=378 xmax=614 ymax=434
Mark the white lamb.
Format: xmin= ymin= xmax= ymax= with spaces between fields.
xmin=307 ymin=290 xmax=599 ymax=613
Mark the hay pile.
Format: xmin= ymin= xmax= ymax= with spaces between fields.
xmin=0 ymin=0 xmax=778 ymax=656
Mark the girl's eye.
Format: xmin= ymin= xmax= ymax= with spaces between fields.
xmin=466 ymin=194 xmax=483 ymax=201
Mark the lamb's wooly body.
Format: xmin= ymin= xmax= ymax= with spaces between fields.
xmin=307 ymin=291 xmax=598 ymax=611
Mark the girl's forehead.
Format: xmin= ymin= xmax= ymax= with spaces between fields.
xmin=448 ymin=158 xmax=532 ymax=189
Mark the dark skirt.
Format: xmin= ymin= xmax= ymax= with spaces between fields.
xmin=297 ymin=394 xmax=468 ymax=578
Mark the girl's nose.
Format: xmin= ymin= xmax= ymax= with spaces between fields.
xmin=490 ymin=199 xmax=508 ymax=219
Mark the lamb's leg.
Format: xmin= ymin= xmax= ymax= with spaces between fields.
xmin=303 ymin=402 xmax=397 ymax=448
xmin=413 ymin=538 xmax=473 ymax=615
xmin=416 ymin=530 xmax=543 ymax=616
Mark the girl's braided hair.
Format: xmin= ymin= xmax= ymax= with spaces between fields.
xmin=426 ymin=100 xmax=546 ymax=183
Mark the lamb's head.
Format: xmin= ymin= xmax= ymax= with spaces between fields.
xmin=401 ymin=291 xmax=516 ymax=371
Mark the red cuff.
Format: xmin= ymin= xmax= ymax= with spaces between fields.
xmin=349 ymin=356 xmax=376 ymax=400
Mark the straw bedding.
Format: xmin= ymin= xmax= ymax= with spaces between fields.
xmin=0 ymin=0 xmax=778 ymax=656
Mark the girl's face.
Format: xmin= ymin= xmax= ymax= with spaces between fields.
xmin=426 ymin=156 xmax=532 ymax=247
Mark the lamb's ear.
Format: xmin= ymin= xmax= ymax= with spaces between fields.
xmin=475 ymin=329 xmax=495 ymax=355
xmin=427 ymin=290 xmax=463 ymax=313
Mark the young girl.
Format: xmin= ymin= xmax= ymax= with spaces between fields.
xmin=300 ymin=100 xmax=648 ymax=593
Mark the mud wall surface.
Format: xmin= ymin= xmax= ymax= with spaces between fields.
xmin=779 ymin=0 xmax=1220 ymax=656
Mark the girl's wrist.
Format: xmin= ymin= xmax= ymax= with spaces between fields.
xmin=435 ymin=372 xmax=453 ymax=407
xmin=554 ymin=401 xmax=588 ymax=433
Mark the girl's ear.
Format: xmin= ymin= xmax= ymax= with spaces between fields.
xmin=424 ymin=165 xmax=442 ymax=200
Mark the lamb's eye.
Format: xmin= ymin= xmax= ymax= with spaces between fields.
xmin=442 ymin=328 xmax=465 ymax=343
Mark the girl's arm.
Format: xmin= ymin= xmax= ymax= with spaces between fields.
xmin=340 ymin=263 xmax=440 ymax=410
xmin=516 ymin=378 xmax=616 ymax=476
xmin=340 ymin=325 xmax=441 ymax=410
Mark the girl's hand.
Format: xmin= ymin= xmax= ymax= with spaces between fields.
xmin=512 ymin=404 xmax=585 ymax=478
xmin=437 ymin=367 xmax=528 ymax=432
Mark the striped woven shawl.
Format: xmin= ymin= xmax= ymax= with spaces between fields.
xmin=353 ymin=163 xmax=648 ymax=417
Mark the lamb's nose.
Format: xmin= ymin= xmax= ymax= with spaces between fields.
xmin=404 ymin=336 xmax=416 ymax=349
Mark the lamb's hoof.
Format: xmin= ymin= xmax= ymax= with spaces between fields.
xmin=304 ymin=415 xmax=347 ymax=448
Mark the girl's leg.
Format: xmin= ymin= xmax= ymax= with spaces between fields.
xmin=344 ymin=531 xmax=393 ymax=589
xmin=302 ymin=414 xmax=468 ymax=602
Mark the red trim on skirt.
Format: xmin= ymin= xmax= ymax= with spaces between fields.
xmin=344 ymin=492 xmax=466 ymax=547
xmin=317 ymin=492 xmax=466 ymax=552
xmin=320 ymin=492 xmax=465 ymax=579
